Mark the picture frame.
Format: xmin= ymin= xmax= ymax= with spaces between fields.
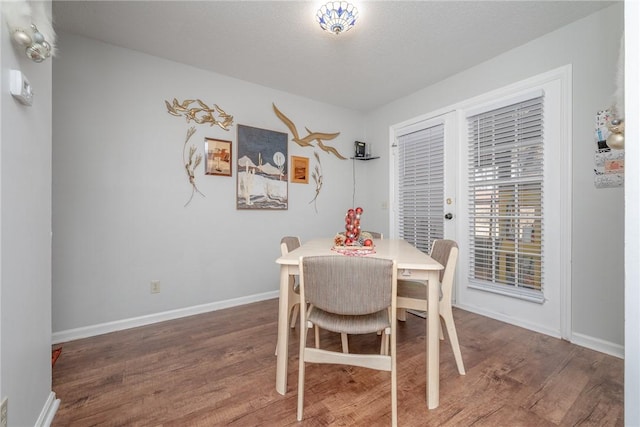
xmin=236 ymin=124 xmax=288 ymax=210
xmin=205 ymin=138 xmax=232 ymax=176
xmin=291 ymin=156 xmax=309 ymax=184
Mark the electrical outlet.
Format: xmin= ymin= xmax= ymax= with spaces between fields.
xmin=1 ymin=397 xmax=8 ymax=427
xmin=150 ymin=280 xmax=160 ymax=294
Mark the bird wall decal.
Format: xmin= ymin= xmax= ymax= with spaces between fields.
xmin=165 ymin=98 xmax=234 ymax=131
xmin=272 ymin=103 xmax=346 ymax=159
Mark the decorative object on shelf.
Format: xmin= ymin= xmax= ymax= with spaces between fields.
xmin=316 ymin=1 xmax=359 ymax=35
xmin=273 ymin=103 xmax=346 ymax=159
xmin=237 ymin=124 xmax=288 ymax=210
xmin=182 ymin=127 xmax=205 ymax=206
xmin=354 ymin=141 xmax=366 ymax=157
xmin=291 ymin=156 xmax=309 ymax=184
xmin=165 ymin=98 xmax=234 ymax=131
xmin=3 ymin=0 xmax=56 ymax=62
xmin=205 ymin=137 xmax=232 ymax=176
xmin=309 ymin=152 xmax=323 ymax=212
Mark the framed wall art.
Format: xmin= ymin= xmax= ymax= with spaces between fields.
xmin=205 ymin=137 xmax=232 ymax=176
xmin=291 ymin=156 xmax=309 ymax=184
xmin=236 ymin=124 xmax=288 ymax=210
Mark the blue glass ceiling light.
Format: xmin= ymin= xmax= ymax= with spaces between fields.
xmin=316 ymin=1 xmax=359 ymax=35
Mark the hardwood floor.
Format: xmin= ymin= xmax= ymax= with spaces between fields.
xmin=51 ymin=299 xmax=623 ymax=426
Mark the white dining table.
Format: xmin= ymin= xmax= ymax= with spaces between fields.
xmin=275 ymin=237 xmax=444 ymax=409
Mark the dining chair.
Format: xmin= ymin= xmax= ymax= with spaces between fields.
xmin=341 ymin=230 xmax=383 ymax=353
xmin=281 ymin=236 xmax=302 ymax=328
xmin=297 ymin=255 xmax=398 ymax=426
xmin=275 ymin=236 xmax=302 ymax=356
xmin=396 ymin=239 xmax=465 ymax=375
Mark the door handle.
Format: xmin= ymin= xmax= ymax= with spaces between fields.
xmin=444 ymin=213 xmax=453 ymax=220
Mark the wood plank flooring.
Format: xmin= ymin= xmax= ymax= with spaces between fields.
xmin=51 ymin=299 xmax=623 ymax=426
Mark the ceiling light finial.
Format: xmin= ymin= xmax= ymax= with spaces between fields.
xmin=316 ymin=1 xmax=359 ymax=35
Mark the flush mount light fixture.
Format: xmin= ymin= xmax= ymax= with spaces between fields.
xmin=316 ymin=1 xmax=359 ymax=35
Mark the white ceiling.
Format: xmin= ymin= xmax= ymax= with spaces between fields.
xmin=52 ymin=0 xmax=614 ymax=112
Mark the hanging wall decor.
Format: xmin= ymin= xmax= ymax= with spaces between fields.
xmin=272 ymin=103 xmax=346 ymax=159
xmin=205 ymin=138 xmax=232 ymax=176
xmin=182 ymin=127 xmax=205 ymax=206
xmin=237 ymin=124 xmax=288 ymax=210
xmin=309 ymin=151 xmax=323 ymax=213
xmin=291 ymin=156 xmax=309 ymax=184
xmin=3 ymin=0 xmax=56 ymax=62
xmin=165 ymin=98 xmax=234 ymax=131
xmin=165 ymin=98 xmax=234 ymax=206
xmin=594 ymin=109 xmax=624 ymax=189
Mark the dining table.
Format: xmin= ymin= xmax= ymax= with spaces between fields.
xmin=275 ymin=237 xmax=444 ymax=409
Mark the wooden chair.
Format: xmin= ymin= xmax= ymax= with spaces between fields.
xmin=297 ymin=256 xmax=398 ymax=426
xmin=341 ymin=230 xmax=383 ymax=353
xmin=281 ymin=236 xmax=302 ymax=328
xmin=397 ymin=239 xmax=465 ymax=375
xmin=275 ymin=236 xmax=301 ymax=356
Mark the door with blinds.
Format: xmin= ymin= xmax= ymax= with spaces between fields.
xmin=392 ymin=112 xmax=457 ymax=255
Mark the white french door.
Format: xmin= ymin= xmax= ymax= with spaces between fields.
xmin=391 ymin=111 xmax=458 ymax=256
xmin=390 ymin=67 xmax=571 ymax=339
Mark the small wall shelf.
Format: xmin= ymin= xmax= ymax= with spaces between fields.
xmin=351 ymin=156 xmax=380 ymax=161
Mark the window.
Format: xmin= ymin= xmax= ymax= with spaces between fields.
xmin=396 ymin=124 xmax=445 ymax=253
xmin=467 ymin=93 xmax=544 ymax=300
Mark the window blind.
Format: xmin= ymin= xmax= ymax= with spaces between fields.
xmin=397 ymin=124 xmax=444 ymax=254
xmin=467 ymin=95 xmax=544 ymax=300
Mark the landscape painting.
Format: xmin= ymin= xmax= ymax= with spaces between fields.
xmin=236 ymin=124 xmax=288 ymax=210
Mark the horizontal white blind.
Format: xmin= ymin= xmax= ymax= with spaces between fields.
xmin=397 ymin=124 xmax=444 ymax=254
xmin=467 ymin=95 xmax=544 ymax=297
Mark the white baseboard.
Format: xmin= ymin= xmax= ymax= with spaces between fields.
xmin=570 ymin=332 xmax=624 ymax=359
xmin=36 ymin=392 xmax=60 ymax=427
xmin=52 ymin=291 xmax=279 ymax=344
xmin=455 ymin=302 xmax=562 ymax=338
xmin=455 ymin=303 xmax=624 ymax=359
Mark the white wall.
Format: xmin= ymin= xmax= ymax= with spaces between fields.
xmin=52 ymin=34 xmax=365 ymax=335
xmin=625 ymin=1 xmax=640 ymax=423
xmin=52 ymin=5 xmax=625 ymax=353
xmin=364 ymin=4 xmax=624 ymax=351
xmin=1 ymin=4 xmax=56 ymax=426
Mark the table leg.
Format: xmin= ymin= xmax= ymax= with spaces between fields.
xmin=276 ymin=265 xmax=290 ymax=394
xmin=426 ymin=270 xmax=440 ymax=409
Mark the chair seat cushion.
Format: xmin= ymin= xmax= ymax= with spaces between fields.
xmin=308 ymin=307 xmax=390 ymax=334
